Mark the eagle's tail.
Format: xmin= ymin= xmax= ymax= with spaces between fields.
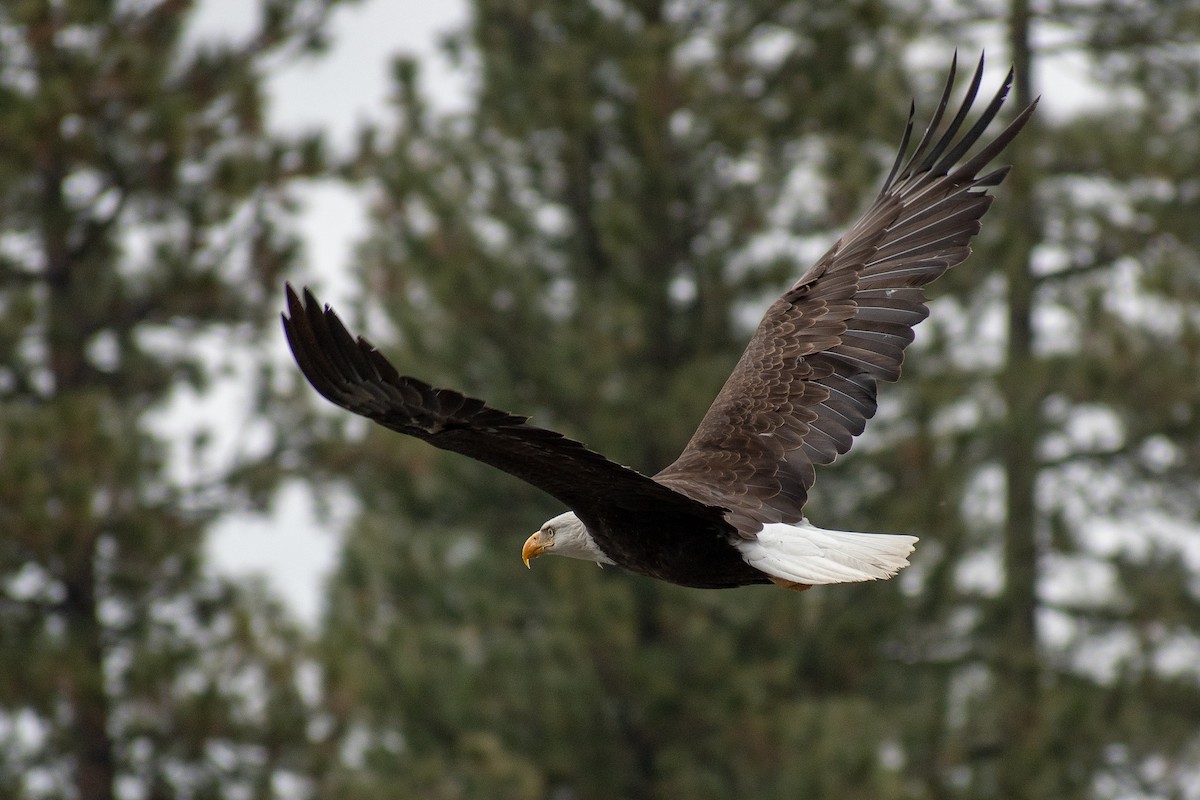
xmin=735 ymin=519 xmax=918 ymax=587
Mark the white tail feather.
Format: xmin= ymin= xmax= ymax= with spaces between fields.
xmin=735 ymin=519 xmax=918 ymax=586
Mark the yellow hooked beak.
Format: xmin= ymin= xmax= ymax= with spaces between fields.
xmin=522 ymin=531 xmax=550 ymax=568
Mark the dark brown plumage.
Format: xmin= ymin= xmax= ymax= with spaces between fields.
xmin=282 ymin=54 xmax=1036 ymax=589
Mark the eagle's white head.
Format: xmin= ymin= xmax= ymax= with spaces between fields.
xmin=522 ymin=511 xmax=615 ymax=568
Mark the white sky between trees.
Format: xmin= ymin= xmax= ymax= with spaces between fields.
xmin=181 ymin=0 xmax=468 ymax=624
xmin=177 ymin=1 xmax=1145 ymax=629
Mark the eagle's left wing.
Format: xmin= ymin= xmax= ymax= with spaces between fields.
xmin=654 ymin=55 xmax=1036 ymax=535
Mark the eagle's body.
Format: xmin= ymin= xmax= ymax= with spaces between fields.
xmin=283 ymin=55 xmax=1035 ymax=592
xmin=538 ymin=510 xmax=918 ymax=590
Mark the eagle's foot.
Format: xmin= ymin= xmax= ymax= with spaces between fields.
xmin=769 ymin=576 xmax=812 ymax=592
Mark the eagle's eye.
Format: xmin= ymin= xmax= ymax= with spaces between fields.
xmin=542 ymin=525 xmax=555 ymax=537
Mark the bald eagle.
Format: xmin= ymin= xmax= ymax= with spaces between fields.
xmin=282 ymin=54 xmax=1035 ymax=592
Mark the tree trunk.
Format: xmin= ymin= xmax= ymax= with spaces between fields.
xmin=62 ymin=560 xmax=116 ymax=800
xmin=42 ymin=153 xmax=116 ymax=800
xmin=997 ymin=2 xmax=1043 ymax=796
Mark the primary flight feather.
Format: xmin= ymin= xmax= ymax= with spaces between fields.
xmin=283 ymin=54 xmax=1036 ymax=592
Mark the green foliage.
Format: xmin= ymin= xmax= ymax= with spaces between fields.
xmin=305 ymin=1 xmax=1200 ymax=799
xmin=0 ymin=1 xmax=353 ymax=798
xmin=313 ymin=1 xmax=935 ymax=797
xmin=818 ymin=1 xmax=1200 ymax=797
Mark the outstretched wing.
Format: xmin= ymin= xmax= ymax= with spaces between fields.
xmin=282 ymin=285 xmax=716 ymax=522
xmin=654 ymin=54 xmax=1037 ymax=535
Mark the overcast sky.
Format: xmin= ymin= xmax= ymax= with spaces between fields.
xmin=182 ymin=1 xmax=1127 ymax=627
xmin=192 ymin=0 xmax=468 ymax=624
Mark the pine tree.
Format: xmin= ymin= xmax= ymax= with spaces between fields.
xmin=815 ymin=2 xmax=1200 ymax=797
xmin=996 ymin=3 xmax=1200 ymax=795
xmin=309 ymin=1 xmax=941 ymax=798
xmin=0 ymin=2 xmax=348 ymax=798
xmin=304 ymin=0 xmax=1200 ymax=798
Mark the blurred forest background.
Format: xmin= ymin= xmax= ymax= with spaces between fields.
xmin=2 ymin=0 xmax=1199 ymax=799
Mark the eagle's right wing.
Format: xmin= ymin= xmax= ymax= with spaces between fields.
xmin=283 ymin=285 xmax=718 ymax=523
